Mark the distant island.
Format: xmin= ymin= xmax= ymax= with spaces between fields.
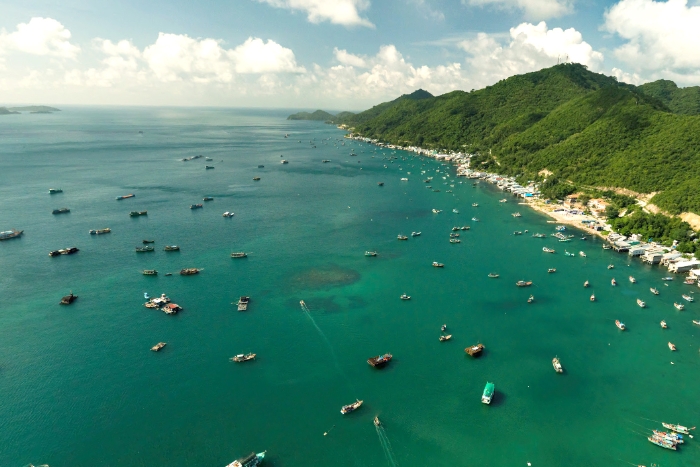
xmin=287 ymin=109 xmax=355 ymax=122
xmin=0 ymin=105 xmax=61 ymax=115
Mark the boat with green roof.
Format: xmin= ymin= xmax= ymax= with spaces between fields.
xmin=482 ymin=382 xmax=494 ymax=404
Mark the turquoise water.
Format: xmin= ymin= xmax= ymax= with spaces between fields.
xmin=1 ymin=107 xmax=699 ymax=467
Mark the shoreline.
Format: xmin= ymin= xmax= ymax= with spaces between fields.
xmin=522 ymin=198 xmax=607 ymax=240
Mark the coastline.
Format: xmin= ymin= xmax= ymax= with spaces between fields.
xmin=522 ymin=198 xmax=607 ymax=240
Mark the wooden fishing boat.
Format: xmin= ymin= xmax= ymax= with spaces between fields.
xmin=432 ymin=262 xmax=444 ymax=268
xmin=367 ymin=354 xmax=392 ymax=368
xmin=340 ymin=399 xmax=363 ymax=414
xmin=616 ymin=320 xmax=626 ymax=330
xmin=151 ymin=342 xmax=166 ymax=352
xmin=515 ymin=280 xmax=532 ymax=287
xmin=552 ymin=357 xmax=563 ymax=373
xmin=637 ymin=298 xmax=646 ymax=308
xmin=231 ymin=353 xmax=256 ymax=362
xmin=439 ymin=334 xmax=452 ymax=342
xmin=668 ymin=342 xmax=676 ymax=351
xmin=464 ymin=343 xmax=484 ymax=357
xmin=660 ymin=320 xmax=667 ymax=329
xmin=180 ymin=268 xmax=200 ymax=275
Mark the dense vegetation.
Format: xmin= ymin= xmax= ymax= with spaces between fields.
xmin=608 ymin=210 xmax=699 ymax=256
xmin=287 ymin=110 xmax=337 ymax=121
xmin=638 ymin=80 xmax=700 ymax=116
xmin=0 ymin=107 xmax=20 ymax=115
xmin=337 ymin=64 xmax=700 ymax=216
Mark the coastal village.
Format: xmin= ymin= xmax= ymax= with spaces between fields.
xmin=342 ymin=129 xmax=700 ymax=284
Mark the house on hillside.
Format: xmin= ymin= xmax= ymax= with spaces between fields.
xmin=588 ymin=198 xmax=609 ymax=217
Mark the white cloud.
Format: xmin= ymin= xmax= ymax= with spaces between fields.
xmin=333 ymin=47 xmax=368 ymax=67
xmin=611 ymin=67 xmax=644 ymax=85
xmin=411 ymin=0 xmax=446 ymax=20
xmin=230 ymin=37 xmax=305 ymax=73
xmin=603 ymin=0 xmax=700 ymax=82
xmin=0 ymin=17 xmax=80 ymax=59
xmin=459 ymin=22 xmax=603 ymax=86
xmin=462 ymin=0 xmax=573 ymax=19
xmin=257 ymin=0 xmax=374 ymax=27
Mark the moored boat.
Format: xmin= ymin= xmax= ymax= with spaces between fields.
xmin=151 ymin=342 xmax=166 ymax=352
xmin=116 ymin=194 xmax=135 ymax=200
xmin=543 ymin=247 xmax=555 ymax=253
xmin=449 ymin=238 xmax=461 ymax=243
xmin=682 ymin=294 xmax=694 ymax=302
xmin=616 ymin=320 xmax=625 ymax=330
xmin=203 ymin=197 xmax=214 ymax=201
xmin=488 ymin=273 xmax=499 ymax=278
xmin=674 ymin=302 xmax=685 ymax=310
xmin=515 ymin=280 xmax=532 ymax=287
xmin=52 ymin=208 xmax=70 ymax=214
xmin=399 ymin=293 xmax=410 ymax=300
xmin=49 ymin=188 xmax=63 ymax=194
xmin=367 ymin=353 xmax=393 ymax=368
xmin=527 ymin=295 xmax=534 ymax=303
xmin=653 ymin=430 xmax=684 ymax=444
xmin=579 ymin=251 xmax=586 ymax=257
xmin=590 ymin=294 xmax=595 ymax=301
xmin=130 ymin=211 xmax=147 ymax=216
xmin=180 ymin=268 xmax=200 ymax=275
xmin=135 ymin=246 xmax=154 ymax=252
xmin=340 ymin=400 xmax=363 ymax=414
xmin=662 ymin=423 xmax=694 ymax=434
xmin=0 ymin=229 xmax=23 ymax=241
xmin=231 ymin=252 xmax=247 ymax=258
xmin=693 ymin=319 xmax=700 ymax=325
xmin=89 ymin=228 xmax=111 ymax=235
xmin=629 ymin=276 xmax=637 ymax=283
xmin=548 ymin=268 xmax=556 ymax=273
xmin=143 ymin=240 xmax=155 ymax=244
xmin=365 ymin=251 xmax=377 ymax=256
xmin=432 ymin=262 xmax=444 ymax=268
xmin=60 ymin=292 xmax=77 ymax=305
xmin=142 ymin=269 xmax=158 ymax=275
xmin=237 ymin=296 xmax=250 ymax=311
xmin=439 ymin=334 xmax=452 ymax=342
xmin=465 ymin=343 xmax=484 ymax=357
xmin=163 ymin=245 xmax=180 ymax=251
xmin=668 ymin=342 xmax=676 ymax=351
xmin=660 ymin=320 xmax=667 ymax=329
xmin=231 ymin=353 xmax=256 ymax=362
xmin=190 ymin=204 xmax=203 ymax=209
xmin=584 ymin=280 xmax=589 ymax=287
xmin=611 ymin=278 xmax=617 ymax=286
xmin=648 ymin=435 xmax=677 ymax=450
xmin=397 ymin=234 xmax=408 ymax=240
xmin=481 ymin=382 xmax=494 ymax=404
xmin=411 ymin=231 xmax=421 ymax=236
xmin=607 ymin=264 xmax=614 ymax=269
xmin=223 ymin=212 xmax=235 ymax=217
xmin=650 ymin=287 xmax=659 ymax=295
xmin=662 ymin=277 xmax=674 ymax=281
xmin=552 ymin=357 xmax=563 ymax=373
xmin=50 ymin=247 xmax=79 ymax=256
xmin=637 ymin=298 xmax=646 ymax=308
xmin=205 ymin=165 xmax=215 ymax=169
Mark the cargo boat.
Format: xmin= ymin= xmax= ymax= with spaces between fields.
xmin=225 ymin=451 xmax=266 ymax=467
xmin=367 ymin=353 xmax=392 ymax=368
xmin=89 ymin=228 xmax=111 ymax=235
xmin=482 ymin=382 xmax=495 ymax=404
xmin=0 ymin=229 xmax=23 ymax=241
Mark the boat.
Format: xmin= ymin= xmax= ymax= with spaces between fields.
xmin=432 ymin=262 xmax=444 ymax=268
xmin=579 ymin=251 xmax=586 ymax=257
xmin=49 ymin=247 xmax=79 ymax=256
xmin=231 ymin=353 xmax=256 ymax=362
xmin=548 ymin=268 xmax=556 ymax=273
xmin=322 ymin=160 xmax=330 ymax=163
xmin=60 ymin=292 xmax=77 ymax=305
xmin=151 ymin=342 xmax=166 ymax=352
xmin=684 ymin=278 xmax=695 ymax=284
xmin=481 ymin=382 xmax=494 ymax=404
xmin=607 ymin=264 xmax=614 ymax=269
xmin=532 ymin=233 xmax=546 ymax=238
xmin=611 ymin=278 xmax=617 ymax=286
xmin=682 ymin=294 xmax=694 ymax=302
xmin=662 ymin=423 xmax=694 ymax=434
xmin=190 ymin=204 xmax=203 ymax=209
xmin=662 ymin=277 xmax=674 ymax=281
xmin=203 ymin=197 xmax=214 ymax=201
xmin=552 ymin=357 xmax=563 ymax=373
xmin=674 ymin=302 xmax=685 ymax=310
xmin=488 ymin=273 xmax=499 ymax=278
xmin=465 ymin=343 xmax=484 ymax=357
xmin=367 ymin=353 xmax=393 ymax=368
xmin=49 ymin=188 xmax=63 ymax=194
xmin=130 ymin=211 xmax=147 ymax=216
xmin=231 ymin=252 xmax=247 ymax=258
xmin=602 ymin=244 xmax=612 ymax=250
xmin=89 ymin=228 xmax=111 ymax=235
xmin=648 ymin=435 xmax=677 ymax=450
xmin=555 ymin=225 xmax=566 ymax=231
xmin=340 ymin=400 xmax=363 ymax=415
xmin=439 ymin=334 xmax=452 ymax=342
xmin=512 ymin=212 xmax=521 ymax=217
xmin=472 ymin=203 xmax=478 ymax=207
xmin=365 ymin=251 xmax=377 ymax=256
xmin=374 ymin=416 xmax=381 ymax=427
xmin=471 ymin=217 xmax=479 ymax=222
xmin=165 ymin=273 xmax=172 ymax=276
xmin=0 ymin=229 xmax=24 ymax=241
xmin=452 ymin=226 xmax=459 ymax=231
xmin=399 ymin=294 xmax=411 ymax=300
xmin=377 ymin=182 xmax=384 ymax=186
xmin=668 ymin=342 xmax=676 ymax=351
xmin=223 ymin=212 xmax=235 ymax=217
xmin=205 ymin=165 xmax=215 ymax=169
xmin=461 ymin=226 xmax=470 ymax=230
xmin=637 ymin=299 xmax=646 ymax=308
xmin=515 ymin=281 xmax=532 ymax=287
xmin=590 ymin=294 xmax=595 ymax=301
xmin=163 ymin=245 xmax=180 ymax=251
xmin=499 ymin=199 xmax=507 ymax=203
xmin=432 ymin=209 xmax=442 ymax=213
xmin=584 ymin=280 xmax=589 ymax=287
xmin=453 ymin=209 xmax=459 ymax=214
xmin=629 ymin=276 xmax=637 ymax=283
xmin=142 ymin=269 xmax=158 ymax=275
xmin=449 ymin=239 xmax=461 ymax=244
xmin=559 ymin=238 xmax=571 ymax=242
xmin=527 ymin=295 xmax=534 ymax=303
xmin=650 ymin=287 xmax=660 ymax=295
xmin=52 ymin=208 xmax=70 ymax=214
xmin=615 ymin=320 xmax=625 ymax=330
xmin=450 ymin=233 xmax=460 ymax=238
xmin=653 ymin=430 xmax=684 ymax=444
xmin=400 ymin=178 xmax=408 ymax=181
xmin=135 ymin=246 xmax=154 ymax=252
xmin=693 ymin=320 xmax=700 ymax=325
xmin=116 ymin=194 xmax=135 ymax=200
xmin=237 ymin=296 xmax=250 ymax=311
xmin=513 ymin=231 xmax=522 ymax=235
xmin=143 ymin=240 xmax=155 ymax=244
xmin=206 ymin=157 xmax=213 ymax=161
xmin=180 ymin=268 xmax=200 ymax=275
xmin=441 ymin=324 xmax=447 ymax=332
xmin=253 ymin=177 xmax=261 ymax=181
xmin=411 ymin=232 xmax=421 ymax=236
xmin=397 ymin=234 xmax=408 ymax=240
xmin=661 ymin=320 xmax=667 ymax=329
xmin=565 ymin=251 xmax=574 ymax=257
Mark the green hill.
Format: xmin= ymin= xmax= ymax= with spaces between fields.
xmin=338 ymin=64 xmax=700 ymax=215
xmin=8 ymin=105 xmax=60 ymax=113
xmin=287 ymin=110 xmax=336 ymax=121
xmin=0 ymin=107 xmax=20 ymax=115
xmin=638 ymin=80 xmax=700 ymax=116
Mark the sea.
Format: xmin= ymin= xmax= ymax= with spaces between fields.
xmin=1 ymin=107 xmax=699 ymax=467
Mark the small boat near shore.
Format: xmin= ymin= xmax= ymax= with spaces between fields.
xmin=89 ymin=228 xmax=111 ymax=235
xmin=552 ymin=357 xmax=563 ymax=373
xmin=60 ymin=292 xmax=77 ymax=305
xmin=465 ymin=343 xmax=484 ymax=357
xmin=616 ymin=320 xmax=625 ymax=330
xmin=151 ymin=342 xmax=166 ymax=352
xmin=674 ymin=302 xmax=685 ymax=310
xmin=116 ymin=194 xmax=135 ymax=200
xmin=340 ymin=400 xmax=363 ymax=414
xmin=367 ymin=353 xmax=392 ymax=368
xmin=231 ymin=353 xmax=256 ymax=362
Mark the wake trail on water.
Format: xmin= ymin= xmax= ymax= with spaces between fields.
xmin=300 ymin=301 xmax=354 ymax=389
xmin=376 ymin=424 xmax=399 ymax=467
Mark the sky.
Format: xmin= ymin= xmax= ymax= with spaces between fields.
xmin=1 ymin=0 xmax=699 ymax=109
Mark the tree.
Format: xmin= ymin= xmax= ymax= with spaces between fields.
xmin=605 ymin=205 xmax=620 ymax=219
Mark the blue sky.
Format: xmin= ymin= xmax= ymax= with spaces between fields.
xmin=1 ymin=0 xmax=699 ymax=108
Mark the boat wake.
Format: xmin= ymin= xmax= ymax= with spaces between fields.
xmin=376 ymin=423 xmax=399 ymax=467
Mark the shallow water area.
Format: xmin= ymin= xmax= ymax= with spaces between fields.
xmin=1 ymin=107 xmax=699 ymax=467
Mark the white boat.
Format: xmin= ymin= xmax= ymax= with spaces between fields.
xmin=637 ymin=298 xmax=646 ymax=308
xmin=432 ymin=209 xmax=442 ymax=213
xmin=579 ymin=251 xmax=586 ymax=257
xmin=223 ymin=212 xmax=235 ymax=217
xmin=543 ymin=247 xmax=555 ymax=253
xmin=629 ymin=276 xmax=636 ymax=283
xmin=400 ymin=178 xmax=408 ymax=181
xmin=682 ymin=294 xmax=694 ymax=302
xmin=616 ymin=320 xmax=625 ymax=330
xmin=674 ymin=302 xmax=685 ymax=310
xmin=411 ymin=232 xmax=421 ymax=236
xmin=453 ymin=209 xmax=459 ymax=214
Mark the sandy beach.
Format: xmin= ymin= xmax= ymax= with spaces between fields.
xmin=523 ymin=198 xmax=608 ymax=240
